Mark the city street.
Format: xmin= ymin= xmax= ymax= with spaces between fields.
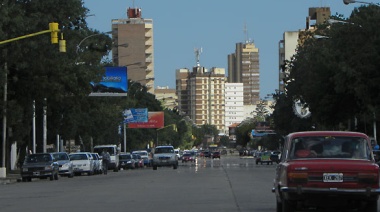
xmin=0 ymin=154 xmax=277 ymax=212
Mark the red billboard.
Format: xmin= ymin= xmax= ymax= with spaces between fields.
xmin=128 ymin=112 xmax=164 ymax=128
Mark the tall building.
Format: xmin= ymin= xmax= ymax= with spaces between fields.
xmin=176 ymin=56 xmax=226 ymax=133
xmin=279 ymin=7 xmax=331 ymax=93
xmin=228 ymin=41 xmax=260 ymax=105
xmin=155 ymin=86 xmax=177 ymax=110
xmin=111 ymin=7 xmax=155 ymax=94
xmin=225 ymin=83 xmax=244 ymax=134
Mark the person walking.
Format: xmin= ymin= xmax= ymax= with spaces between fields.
xmin=101 ymin=150 xmax=111 ymax=175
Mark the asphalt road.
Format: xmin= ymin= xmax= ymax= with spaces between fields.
xmin=0 ymin=155 xmax=278 ymax=212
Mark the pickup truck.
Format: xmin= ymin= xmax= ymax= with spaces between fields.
xmin=152 ymin=145 xmax=178 ymax=170
xmin=272 ymin=131 xmax=380 ymax=212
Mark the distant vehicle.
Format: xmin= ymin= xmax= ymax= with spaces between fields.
xmin=119 ymin=153 xmax=135 ymax=170
xmin=69 ymin=152 xmax=94 ymax=176
xmin=257 ymin=151 xmax=272 ymax=165
xmin=204 ymin=151 xmax=211 ymax=158
xmin=21 ymin=153 xmax=59 ymax=182
xmin=52 ymin=152 xmax=74 ymax=178
xmin=152 ymin=145 xmax=178 ymax=170
xmin=273 ymin=131 xmax=380 ymax=212
xmin=91 ymin=153 xmax=102 ymax=174
xmin=93 ymin=145 xmax=120 ymax=172
xmin=132 ymin=150 xmax=150 ymax=167
xmin=212 ymin=151 xmax=221 ymax=159
xmin=269 ymin=151 xmax=281 ymax=164
xmin=182 ymin=153 xmax=195 ymax=163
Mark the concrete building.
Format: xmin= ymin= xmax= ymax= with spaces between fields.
xmin=176 ymin=63 xmax=226 ymax=133
xmin=155 ymin=86 xmax=177 ymax=110
xmin=225 ymin=83 xmax=244 ymax=134
xmin=111 ymin=7 xmax=155 ymax=94
xmin=228 ymin=41 xmax=260 ymax=105
xmin=279 ymin=7 xmax=331 ymax=93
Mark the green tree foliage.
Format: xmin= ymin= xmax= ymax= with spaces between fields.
xmin=276 ymin=5 xmax=380 ymax=136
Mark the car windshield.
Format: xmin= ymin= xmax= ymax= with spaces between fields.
xmin=289 ymin=136 xmax=371 ymax=160
xmin=52 ymin=153 xmax=69 ymax=161
xmin=155 ymin=147 xmax=174 ymax=154
xmin=26 ymin=154 xmax=52 ymax=163
xmin=132 ymin=151 xmax=148 ymax=156
xmin=120 ymin=154 xmax=132 ymax=159
xmin=69 ymin=154 xmax=88 ymax=160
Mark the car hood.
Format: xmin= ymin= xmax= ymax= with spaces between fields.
xmin=56 ymin=160 xmax=70 ymax=165
xmin=23 ymin=162 xmax=53 ymax=167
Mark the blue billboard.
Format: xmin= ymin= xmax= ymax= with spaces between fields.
xmin=90 ymin=66 xmax=128 ymax=97
xmin=123 ymin=108 xmax=148 ymax=123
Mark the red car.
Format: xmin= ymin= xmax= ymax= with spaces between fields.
xmin=212 ymin=151 xmax=220 ymax=159
xmin=182 ymin=153 xmax=195 ymax=163
xmin=273 ymin=131 xmax=380 ymax=212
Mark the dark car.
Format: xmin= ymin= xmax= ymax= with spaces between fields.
xmin=182 ymin=153 xmax=195 ymax=163
xmin=204 ymin=151 xmax=212 ymax=158
xmin=269 ymin=151 xmax=281 ymax=164
xmin=119 ymin=153 xmax=136 ymax=170
xmin=273 ymin=131 xmax=380 ymax=212
xmin=21 ymin=153 xmax=59 ymax=182
xmin=212 ymin=151 xmax=221 ymax=159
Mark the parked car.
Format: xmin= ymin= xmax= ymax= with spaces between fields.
xmin=69 ymin=152 xmax=94 ymax=176
xmin=52 ymin=152 xmax=74 ymax=178
xmin=254 ymin=152 xmax=262 ymax=164
xmin=212 ymin=151 xmax=221 ymax=159
xmin=272 ymin=131 xmax=380 ymax=212
xmin=132 ymin=150 xmax=150 ymax=167
xmin=21 ymin=153 xmax=59 ymax=182
xmin=91 ymin=153 xmax=102 ymax=174
xmin=119 ymin=153 xmax=136 ymax=170
xmin=182 ymin=153 xmax=195 ymax=163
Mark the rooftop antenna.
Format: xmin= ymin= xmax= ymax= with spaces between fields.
xmin=194 ymin=47 xmax=202 ymax=67
xmin=132 ymin=0 xmax=135 ymax=7
xmin=243 ymin=22 xmax=248 ymax=43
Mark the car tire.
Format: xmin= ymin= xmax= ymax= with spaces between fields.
xmin=22 ymin=177 xmax=27 ymax=182
xmin=365 ymin=200 xmax=378 ymax=212
xmin=282 ymin=199 xmax=295 ymax=212
xmin=69 ymin=172 xmax=74 ymax=178
xmin=153 ymin=165 xmax=157 ymax=170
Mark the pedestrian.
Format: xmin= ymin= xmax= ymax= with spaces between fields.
xmin=101 ymin=149 xmax=111 ymax=175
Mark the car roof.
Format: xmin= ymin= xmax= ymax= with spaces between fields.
xmin=156 ymin=146 xmax=174 ymax=148
xmin=287 ymin=131 xmax=369 ymax=139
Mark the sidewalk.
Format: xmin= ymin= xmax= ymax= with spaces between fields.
xmin=0 ymin=170 xmax=21 ymax=185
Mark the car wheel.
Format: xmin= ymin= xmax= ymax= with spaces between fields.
xmin=365 ymin=200 xmax=378 ymax=212
xmin=282 ymin=200 xmax=295 ymax=212
xmin=27 ymin=177 xmax=32 ymax=182
xmin=153 ymin=165 xmax=157 ymax=170
xmin=69 ymin=172 xmax=74 ymax=178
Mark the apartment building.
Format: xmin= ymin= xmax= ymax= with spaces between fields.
xmin=111 ymin=7 xmax=155 ymax=94
xmin=225 ymin=83 xmax=244 ymax=134
xmin=228 ymin=41 xmax=260 ymax=105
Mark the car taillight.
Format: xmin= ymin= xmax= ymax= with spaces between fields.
xmin=358 ymin=173 xmax=378 ymax=184
xmin=288 ymin=172 xmax=308 ymax=184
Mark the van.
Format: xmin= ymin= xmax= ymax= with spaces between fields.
xmin=93 ymin=145 xmax=120 ymax=172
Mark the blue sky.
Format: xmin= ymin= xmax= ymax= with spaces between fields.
xmin=83 ymin=0 xmax=361 ymax=98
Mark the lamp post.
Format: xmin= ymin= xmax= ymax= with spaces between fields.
xmin=76 ymin=31 xmax=112 ymax=55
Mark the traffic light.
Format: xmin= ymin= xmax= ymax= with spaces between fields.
xmin=49 ymin=22 xmax=59 ymax=44
xmin=59 ymin=33 xmax=66 ymax=53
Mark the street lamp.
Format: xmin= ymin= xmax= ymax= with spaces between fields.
xmin=76 ymin=31 xmax=113 ymax=55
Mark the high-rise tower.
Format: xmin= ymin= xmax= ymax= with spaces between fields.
xmin=228 ymin=26 xmax=259 ymax=105
xmin=111 ymin=6 xmax=155 ymax=94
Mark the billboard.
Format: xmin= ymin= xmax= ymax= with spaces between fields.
xmin=123 ymin=108 xmax=148 ymax=123
xmin=89 ymin=66 xmax=128 ymax=97
xmin=128 ymin=112 xmax=164 ymax=128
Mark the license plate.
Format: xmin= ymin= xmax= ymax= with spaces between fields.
xmin=33 ymin=172 xmax=40 ymax=176
xmin=161 ymin=160 xmax=167 ymax=163
xmin=323 ymin=173 xmax=343 ymax=182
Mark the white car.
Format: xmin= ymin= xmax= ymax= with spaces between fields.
xmin=132 ymin=150 xmax=150 ymax=167
xmin=91 ymin=153 xmax=102 ymax=174
xmin=52 ymin=152 xmax=74 ymax=178
xmin=152 ymin=146 xmax=178 ymax=170
xmin=69 ymin=152 xmax=94 ymax=176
